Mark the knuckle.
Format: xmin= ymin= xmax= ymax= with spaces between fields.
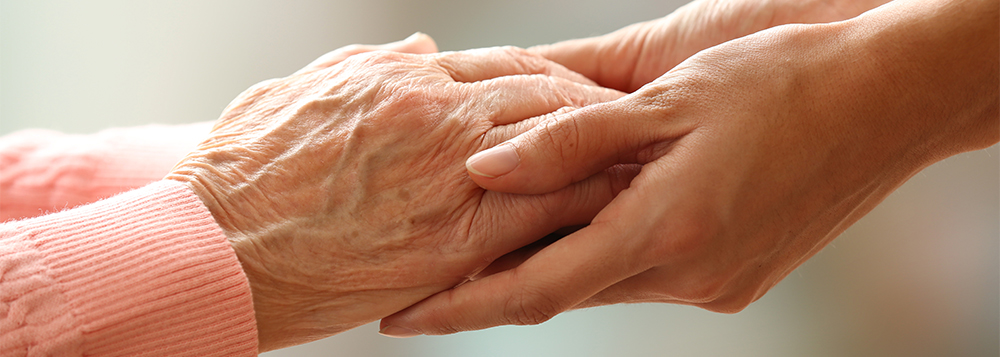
xmin=551 ymin=105 xmax=579 ymax=116
xmin=432 ymin=322 xmax=463 ymax=336
xmin=381 ymin=81 xmax=443 ymax=110
xmin=497 ymin=45 xmax=530 ymax=57
xmin=556 ymin=86 xmax=593 ymax=108
xmin=498 ymin=45 xmax=546 ymax=74
xmin=327 ymin=44 xmax=370 ymax=62
xmin=245 ymin=77 xmax=281 ymax=94
xmin=545 ymin=78 xmax=577 ymax=107
xmin=540 ymin=114 xmax=597 ymax=186
xmin=510 ymin=304 xmax=555 ymax=326
xmin=225 ymin=77 xmax=282 ymax=113
xmin=504 ymin=288 xmax=562 ymax=326
xmin=306 ymin=44 xmax=373 ymax=72
xmin=541 ymin=115 xmax=579 ymax=155
xmin=699 ymin=290 xmax=755 ymax=314
xmin=365 ymin=49 xmax=398 ymax=61
xmin=339 ymin=44 xmax=365 ymax=54
xmin=533 ymin=118 xmax=582 ymax=177
xmin=631 ymin=71 xmax=704 ymax=122
xmin=343 ymin=50 xmax=406 ymax=70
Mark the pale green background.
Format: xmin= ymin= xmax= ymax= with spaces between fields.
xmin=2 ymin=1 xmax=997 ymax=356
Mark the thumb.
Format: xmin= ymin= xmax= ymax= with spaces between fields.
xmin=465 ymin=97 xmax=652 ymax=195
xmin=379 ymin=219 xmax=635 ymax=337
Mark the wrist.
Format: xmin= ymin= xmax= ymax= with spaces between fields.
xmin=7 ymin=181 xmax=258 ymax=355
xmin=835 ymin=0 xmax=998 ymax=163
xmin=166 ymin=167 xmax=347 ymax=352
xmin=164 ymin=170 xmax=278 ymax=349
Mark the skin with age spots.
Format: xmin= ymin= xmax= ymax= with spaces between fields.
xmin=167 ymin=41 xmax=636 ymax=352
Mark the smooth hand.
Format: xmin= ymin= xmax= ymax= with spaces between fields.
xmin=381 ymin=0 xmax=998 ymax=335
xmin=167 ymin=35 xmax=633 ymax=350
xmin=531 ymin=0 xmax=889 ymax=92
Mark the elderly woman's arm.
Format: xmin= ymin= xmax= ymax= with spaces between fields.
xmin=0 ymin=122 xmax=214 ymax=221
xmin=0 ymin=181 xmax=258 ymax=355
xmin=0 ymin=35 xmax=446 ymax=356
xmin=163 ymin=44 xmax=633 ymax=351
xmin=0 ymin=33 xmax=633 ymax=354
xmin=0 ymin=33 xmax=440 ymax=223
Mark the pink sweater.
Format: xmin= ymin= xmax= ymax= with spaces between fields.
xmin=0 ymin=123 xmax=258 ymax=356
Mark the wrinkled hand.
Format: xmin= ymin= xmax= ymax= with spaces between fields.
xmin=166 ymin=35 xmax=634 ymax=350
xmin=530 ymin=0 xmax=888 ymax=92
xmin=381 ymin=0 xmax=998 ymax=335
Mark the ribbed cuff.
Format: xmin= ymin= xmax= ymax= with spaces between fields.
xmin=15 ymin=180 xmax=258 ymax=356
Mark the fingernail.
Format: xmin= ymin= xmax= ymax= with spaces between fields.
xmin=467 ymin=143 xmax=519 ymax=178
xmin=379 ymin=325 xmax=422 ymax=338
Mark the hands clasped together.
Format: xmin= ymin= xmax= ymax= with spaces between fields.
xmin=165 ymin=0 xmax=996 ymax=351
xmin=166 ymin=34 xmax=634 ymax=350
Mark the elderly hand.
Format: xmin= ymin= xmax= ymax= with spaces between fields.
xmin=380 ymin=0 xmax=998 ymax=335
xmin=530 ymin=0 xmax=889 ymax=92
xmin=166 ymin=36 xmax=633 ymax=350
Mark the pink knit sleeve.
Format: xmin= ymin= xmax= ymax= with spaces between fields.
xmin=0 ymin=180 xmax=258 ymax=356
xmin=0 ymin=122 xmax=213 ymax=222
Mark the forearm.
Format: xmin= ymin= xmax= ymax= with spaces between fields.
xmin=0 ymin=181 xmax=257 ymax=356
xmin=0 ymin=122 xmax=213 ymax=221
xmin=738 ymin=0 xmax=999 ymax=245
xmin=841 ymin=0 xmax=998 ymax=160
xmin=783 ymin=0 xmax=998 ymax=185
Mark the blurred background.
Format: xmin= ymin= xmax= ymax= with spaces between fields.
xmin=2 ymin=1 xmax=996 ymax=356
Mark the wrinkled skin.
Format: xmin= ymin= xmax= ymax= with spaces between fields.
xmin=381 ymin=0 xmax=998 ymax=335
xmin=166 ymin=39 xmax=635 ymax=351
